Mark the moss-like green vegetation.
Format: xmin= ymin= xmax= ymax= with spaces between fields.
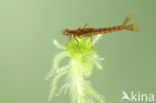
xmin=46 ymin=35 xmax=105 ymax=103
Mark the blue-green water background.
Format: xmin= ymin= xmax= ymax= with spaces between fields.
xmin=0 ymin=0 xmax=156 ymax=103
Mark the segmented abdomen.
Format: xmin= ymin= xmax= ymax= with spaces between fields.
xmin=69 ymin=25 xmax=125 ymax=38
xmin=93 ymin=25 xmax=125 ymax=35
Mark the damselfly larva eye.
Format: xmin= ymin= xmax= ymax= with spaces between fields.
xmin=63 ymin=29 xmax=70 ymax=35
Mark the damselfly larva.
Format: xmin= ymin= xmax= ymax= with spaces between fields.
xmin=63 ymin=11 xmax=142 ymax=48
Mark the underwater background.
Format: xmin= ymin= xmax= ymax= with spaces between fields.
xmin=0 ymin=0 xmax=156 ymax=103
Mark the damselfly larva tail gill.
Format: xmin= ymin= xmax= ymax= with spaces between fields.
xmin=63 ymin=11 xmax=142 ymax=41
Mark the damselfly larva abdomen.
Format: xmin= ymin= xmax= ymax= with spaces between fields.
xmin=76 ymin=25 xmax=125 ymax=38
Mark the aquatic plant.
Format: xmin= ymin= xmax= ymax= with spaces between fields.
xmin=46 ymin=35 xmax=105 ymax=103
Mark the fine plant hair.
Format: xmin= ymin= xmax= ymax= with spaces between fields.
xmin=46 ymin=35 xmax=105 ymax=103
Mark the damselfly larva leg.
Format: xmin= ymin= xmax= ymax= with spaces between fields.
xmin=74 ymin=37 xmax=79 ymax=54
xmin=83 ymin=23 xmax=88 ymax=29
xmin=90 ymin=36 xmax=93 ymax=48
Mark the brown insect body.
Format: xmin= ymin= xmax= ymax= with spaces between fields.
xmin=63 ymin=11 xmax=141 ymax=40
xmin=63 ymin=11 xmax=141 ymax=53
xmin=74 ymin=25 xmax=125 ymax=38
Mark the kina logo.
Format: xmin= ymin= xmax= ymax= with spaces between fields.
xmin=121 ymin=91 xmax=155 ymax=102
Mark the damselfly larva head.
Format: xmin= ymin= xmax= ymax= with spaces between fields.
xmin=63 ymin=29 xmax=70 ymax=36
